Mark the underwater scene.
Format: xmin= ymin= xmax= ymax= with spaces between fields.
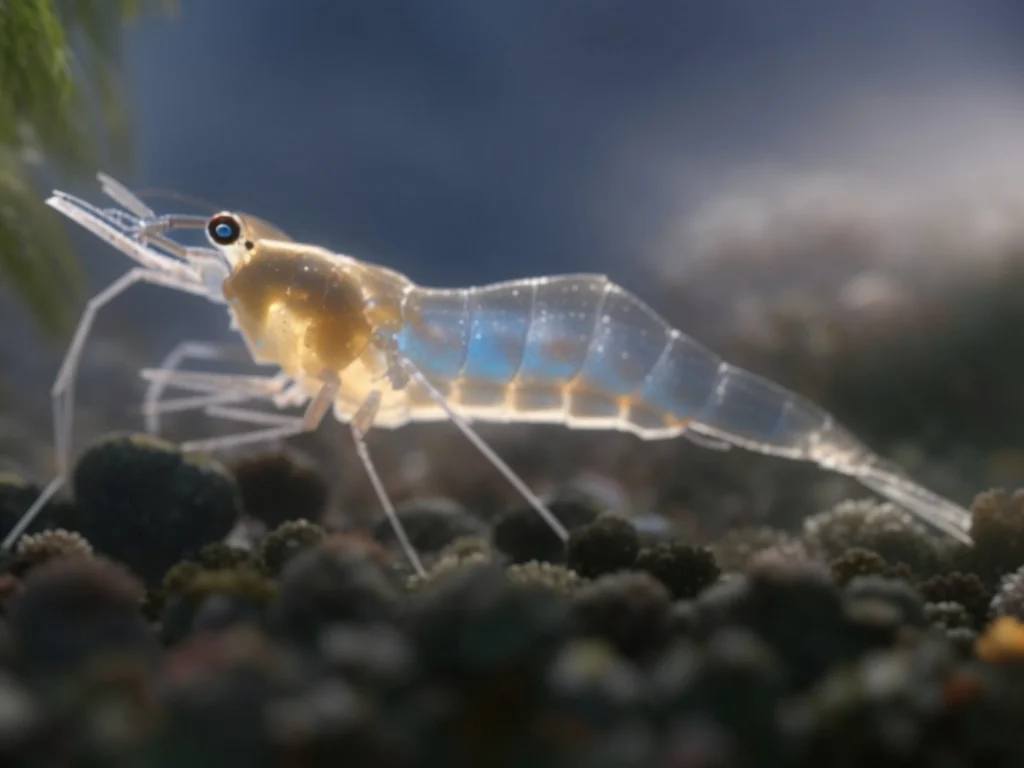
xmin=4 ymin=2 xmax=1024 ymax=765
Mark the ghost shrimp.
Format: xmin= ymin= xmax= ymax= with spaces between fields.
xmin=5 ymin=175 xmax=974 ymax=574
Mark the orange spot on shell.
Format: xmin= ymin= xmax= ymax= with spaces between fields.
xmin=666 ymin=414 xmax=694 ymax=430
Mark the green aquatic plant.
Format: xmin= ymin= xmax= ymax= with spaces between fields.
xmin=0 ymin=0 xmax=175 ymax=336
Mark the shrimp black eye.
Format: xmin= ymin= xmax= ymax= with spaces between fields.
xmin=208 ymin=215 xmax=241 ymax=245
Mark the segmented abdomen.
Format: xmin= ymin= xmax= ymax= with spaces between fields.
xmin=392 ymin=275 xmax=865 ymax=469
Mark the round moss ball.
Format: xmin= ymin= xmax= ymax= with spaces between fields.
xmin=72 ymin=433 xmax=241 ymax=586
xmin=230 ymin=450 xmax=329 ymax=528
xmin=566 ymin=515 xmax=640 ymax=579
xmin=634 ymin=541 xmax=721 ymax=600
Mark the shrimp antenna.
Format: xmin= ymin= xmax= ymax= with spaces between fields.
xmin=133 ymin=187 xmax=222 ymax=215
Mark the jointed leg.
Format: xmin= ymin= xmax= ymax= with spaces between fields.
xmin=164 ymin=381 xmax=430 ymax=577
xmin=52 ymin=268 xmax=209 ymax=478
xmin=138 ymin=370 xmax=309 ymax=446
xmin=392 ymin=355 xmax=569 ymax=542
xmin=139 ymin=375 xmax=294 ymax=422
xmin=143 ymin=341 xmax=233 ymax=434
xmin=142 ymin=390 xmax=273 ymax=421
xmin=140 ymin=344 xmax=286 ymax=434
xmin=349 ymin=391 xmax=426 ymax=577
xmin=140 ymin=369 xmax=292 ymax=397
xmin=178 ymin=375 xmax=338 ymax=455
xmin=3 ymin=188 xmax=212 ymax=552
xmin=1 ymin=268 xmax=210 ymax=553
xmin=0 ymin=476 xmax=65 ymax=551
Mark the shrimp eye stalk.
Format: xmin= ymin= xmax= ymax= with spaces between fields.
xmin=207 ymin=214 xmax=242 ymax=246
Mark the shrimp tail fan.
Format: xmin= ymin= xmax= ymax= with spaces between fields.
xmin=855 ymin=459 xmax=972 ymax=544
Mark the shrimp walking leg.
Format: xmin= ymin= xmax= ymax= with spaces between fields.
xmin=139 ymin=380 xmax=293 ymax=422
xmin=0 ymin=476 xmax=66 ymax=551
xmin=178 ymin=376 xmax=339 ymax=455
xmin=350 ymin=391 xmax=426 ymax=576
xmin=142 ymin=341 xmax=235 ymax=434
xmin=183 ymin=389 xmax=430 ymax=576
xmin=202 ymin=405 xmax=301 ymax=427
xmin=3 ymin=371 xmax=296 ymax=555
xmin=139 ymin=369 xmax=291 ymax=396
xmin=52 ymin=268 xmax=211 ymax=477
xmin=141 ymin=389 xmax=287 ymax=420
xmin=394 ymin=355 xmax=570 ymax=542
xmin=139 ymin=367 xmax=293 ymax=424
xmin=2 ymin=187 xmax=211 ymax=552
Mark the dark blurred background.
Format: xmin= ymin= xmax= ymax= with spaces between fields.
xmin=6 ymin=0 xmax=1024 ymax=537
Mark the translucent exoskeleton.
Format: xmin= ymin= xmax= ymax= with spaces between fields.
xmin=4 ymin=175 xmax=975 ymax=574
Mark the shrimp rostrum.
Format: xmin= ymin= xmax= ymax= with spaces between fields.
xmin=6 ymin=174 xmax=974 ymax=574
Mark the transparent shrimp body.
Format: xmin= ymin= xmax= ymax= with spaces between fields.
xmin=366 ymin=277 xmax=972 ymax=542
xmin=6 ymin=175 xmax=973 ymax=565
xmin=218 ymin=227 xmax=971 ymax=542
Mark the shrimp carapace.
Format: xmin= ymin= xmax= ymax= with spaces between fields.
xmin=205 ymin=212 xmax=403 ymax=380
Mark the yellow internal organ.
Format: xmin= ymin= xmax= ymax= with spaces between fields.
xmin=222 ymin=245 xmax=374 ymax=377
